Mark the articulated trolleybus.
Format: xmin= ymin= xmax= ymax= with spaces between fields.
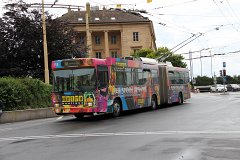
xmin=51 ymin=57 xmax=190 ymax=118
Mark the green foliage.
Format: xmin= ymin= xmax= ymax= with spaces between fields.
xmin=194 ymin=75 xmax=240 ymax=86
xmin=131 ymin=47 xmax=187 ymax=68
xmin=225 ymin=75 xmax=240 ymax=84
xmin=131 ymin=48 xmax=154 ymax=58
xmin=0 ymin=1 xmax=87 ymax=79
xmin=195 ymin=76 xmax=213 ymax=86
xmin=0 ymin=77 xmax=52 ymax=111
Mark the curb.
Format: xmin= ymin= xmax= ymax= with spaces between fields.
xmin=0 ymin=108 xmax=58 ymax=124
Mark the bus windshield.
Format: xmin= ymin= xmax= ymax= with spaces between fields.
xmin=53 ymin=68 xmax=96 ymax=92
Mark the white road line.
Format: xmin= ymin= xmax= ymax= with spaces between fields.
xmin=56 ymin=116 xmax=63 ymax=120
xmin=0 ymin=128 xmax=13 ymax=132
xmin=1 ymin=130 xmax=240 ymax=142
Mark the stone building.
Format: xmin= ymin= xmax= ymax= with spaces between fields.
xmin=61 ymin=7 xmax=156 ymax=58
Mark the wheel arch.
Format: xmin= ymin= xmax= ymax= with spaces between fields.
xmin=113 ymin=97 xmax=123 ymax=111
xmin=178 ymin=91 xmax=183 ymax=103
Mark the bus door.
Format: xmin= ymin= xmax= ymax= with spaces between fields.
xmin=124 ymin=68 xmax=135 ymax=110
xmin=158 ymin=66 xmax=168 ymax=104
xmin=97 ymin=65 xmax=109 ymax=111
xmin=143 ymin=69 xmax=152 ymax=106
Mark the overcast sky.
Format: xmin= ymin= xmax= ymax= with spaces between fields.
xmin=1 ymin=0 xmax=240 ymax=77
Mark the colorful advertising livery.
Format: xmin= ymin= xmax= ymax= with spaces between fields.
xmin=51 ymin=57 xmax=190 ymax=118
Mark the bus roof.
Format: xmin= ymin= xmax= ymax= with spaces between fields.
xmin=52 ymin=57 xmax=188 ymax=71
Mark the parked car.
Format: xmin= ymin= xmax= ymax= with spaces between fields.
xmin=227 ymin=84 xmax=240 ymax=91
xmin=210 ymin=84 xmax=227 ymax=92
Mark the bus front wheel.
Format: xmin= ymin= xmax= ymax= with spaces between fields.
xmin=112 ymin=99 xmax=121 ymax=117
xmin=74 ymin=114 xmax=84 ymax=119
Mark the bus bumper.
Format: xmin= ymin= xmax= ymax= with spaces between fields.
xmin=53 ymin=106 xmax=108 ymax=114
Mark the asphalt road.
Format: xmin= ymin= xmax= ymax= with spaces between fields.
xmin=0 ymin=92 xmax=240 ymax=160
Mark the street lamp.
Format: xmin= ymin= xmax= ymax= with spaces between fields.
xmin=42 ymin=0 xmax=49 ymax=84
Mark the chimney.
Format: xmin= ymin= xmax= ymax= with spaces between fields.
xmin=68 ymin=6 xmax=71 ymax=13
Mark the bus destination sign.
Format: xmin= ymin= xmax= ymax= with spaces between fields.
xmin=62 ymin=60 xmax=83 ymax=68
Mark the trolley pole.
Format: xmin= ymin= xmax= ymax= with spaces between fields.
xmin=223 ymin=62 xmax=226 ymax=95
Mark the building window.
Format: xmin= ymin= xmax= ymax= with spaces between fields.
xmin=95 ymin=36 xmax=100 ymax=44
xmin=78 ymin=18 xmax=83 ymax=21
xmin=111 ymin=51 xmax=118 ymax=58
xmin=111 ymin=35 xmax=117 ymax=44
xmin=133 ymin=49 xmax=139 ymax=53
xmin=133 ymin=32 xmax=139 ymax=41
xmin=111 ymin=17 xmax=116 ymax=20
xmin=94 ymin=17 xmax=100 ymax=21
xmin=96 ymin=52 xmax=102 ymax=58
xmin=79 ymin=36 xmax=84 ymax=44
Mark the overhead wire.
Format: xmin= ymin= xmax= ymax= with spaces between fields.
xmin=143 ymin=12 xmax=198 ymax=34
xmin=212 ymin=0 xmax=238 ymax=32
xmin=184 ymin=48 xmax=240 ymax=60
xmin=171 ymin=33 xmax=203 ymax=53
xmin=151 ymin=0 xmax=200 ymax=10
xmin=170 ymin=23 xmax=227 ymax=53
xmin=180 ymin=48 xmax=211 ymax=55
xmin=158 ymin=13 xmax=237 ymax=18
xmin=225 ymin=0 xmax=240 ymax=25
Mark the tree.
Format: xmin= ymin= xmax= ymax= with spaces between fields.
xmin=131 ymin=47 xmax=187 ymax=68
xmin=0 ymin=1 xmax=87 ymax=79
xmin=149 ymin=47 xmax=187 ymax=68
xmin=131 ymin=48 xmax=154 ymax=58
xmin=0 ymin=18 xmax=9 ymax=75
xmin=195 ymin=76 xmax=213 ymax=86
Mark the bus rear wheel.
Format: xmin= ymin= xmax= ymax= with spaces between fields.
xmin=112 ymin=99 xmax=121 ymax=117
xmin=178 ymin=93 xmax=183 ymax=104
xmin=150 ymin=96 xmax=157 ymax=110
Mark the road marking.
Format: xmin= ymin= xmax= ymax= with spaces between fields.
xmin=0 ymin=128 xmax=13 ymax=133
xmin=56 ymin=116 xmax=63 ymax=120
xmin=1 ymin=130 xmax=240 ymax=142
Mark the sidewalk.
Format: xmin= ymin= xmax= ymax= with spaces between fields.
xmin=0 ymin=107 xmax=58 ymax=124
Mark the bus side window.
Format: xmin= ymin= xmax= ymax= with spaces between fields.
xmin=125 ymin=68 xmax=134 ymax=85
xmin=97 ymin=65 xmax=108 ymax=88
xmin=168 ymin=71 xmax=175 ymax=84
xmin=137 ymin=69 xmax=143 ymax=85
xmin=143 ymin=69 xmax=151 ymax=85
xmin=175 ymin=71 xmax=184 ymax=84
xmin=116 ymin=71 xmax=126 ymax=85
xmin=179 ymin=72 xmax=185 ymax=84
xmin=185 ymin=72 xmax=189 ymax=83
xmin=152 ymin=70 xmax=158 ymax=84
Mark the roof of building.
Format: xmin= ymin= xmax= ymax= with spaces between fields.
xmin=60 ymin=9 xmax=151 ymax=24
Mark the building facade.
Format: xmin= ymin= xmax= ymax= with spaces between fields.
xmin=61 ymin=8 xmax=156 ymax=58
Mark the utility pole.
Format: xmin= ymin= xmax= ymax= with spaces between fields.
xmin=42 ymin=0 xmax=49 ymax=84
xmin=86 ymin=2 xmax=92 ymax=57
xmin=189 ymin=50 xmax=193 ymax=82
xmin=200 ymin=51 xmax=202 ymax=76
xmin=223 ymin=62 xmax=226 ymax=95
xmin=210 ymin=50 xmax=213 ymax=78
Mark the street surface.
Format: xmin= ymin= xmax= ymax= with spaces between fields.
xmin=0 ymin=92 xmax=240 ymax=160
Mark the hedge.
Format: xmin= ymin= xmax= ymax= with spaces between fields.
xmin=0 ymin=77 xmax=52 ymax=111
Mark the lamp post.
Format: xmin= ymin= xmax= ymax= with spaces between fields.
xmin=189 ymin=50 xmax=193 ymax=82
xmin=42 ymin=0 xmax=49 ymax=84
xmin=210 ymin=51 xmax=213 ymax=78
